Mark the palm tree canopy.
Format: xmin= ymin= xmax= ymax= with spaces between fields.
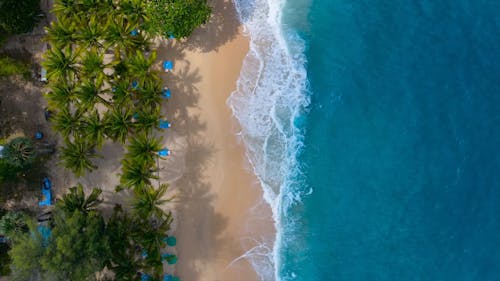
xmin=60 ymin=140 xmax=98 ymax=176
xmin=3 ymin=137 xmax=36 ymax=169
xmin=120 ymin=158 xmax=158 ymax=190
xmin=57 ymin=184 xmax=102 ymax=214
xmin=44 ymin=16 xmax=76 ymax=48
xmin=43 ymin=47 xmax=78 ymax=83
xmin=104 ymin=108 xmax=134 ymax=143
xmin=125 ymin=134 xmax=162 ymax=166
xmin=45 ymin=81 xmax=76 ymax=109
xmin=52 ymin=107 xmax=82 ymax=140
xmin=132 ymin=184 xmax=172 ymax=220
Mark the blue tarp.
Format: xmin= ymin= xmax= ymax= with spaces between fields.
xmin=39 ymin=188 xmax=51 ymax=206
xmin=43 ymin=177 xmax=52 ymax=190
xmin=162 ymin=88 xmax=171 ymax=98
xmin=159 ymin=120 xmax=171 ymax=129
xmin=163 ymin=61 xmax=173 ymax=71
xmin=37 ymin=225 xmax=51 ymax=246
xmin=158 ymin=149 xmax=170 ymax=157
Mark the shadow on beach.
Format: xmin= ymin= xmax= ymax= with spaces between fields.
xmin=184 ymin=0 xmax=241 ymax=53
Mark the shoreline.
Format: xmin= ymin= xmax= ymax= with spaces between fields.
xmin=159 ymin=1 xmax=275 ymax=280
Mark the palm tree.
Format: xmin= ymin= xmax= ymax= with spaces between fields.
xmin=120 ymin=158 xmax=158 ymax=190
xmin=81 ymin=111 xmax=106 ymax=148
xmin=125 ymin=134 xmax=162 ymax=167
xmin=135 ymin=77 xmax=162 ymax=113
xmin=43 ymin=47 xmax=79 ymax=82
xmin=133 ymin=109 xmax=160 ymax=135
xmin=3 ymin=137 xmax=36 ymax=169
xmin=75 ymin=79 xmax=111 ymax=111
xmin=104 ymin=15 xmax=137 ymax=55
xmin=110 ymin=77 xmax=133 ymax=107
xmin=52 ymin=107 xmax=82 ymax=140
xmin=127 ymin=50 xmax=157 ymax=85
xmin=0 ymin=211 xmax=28 ymax=236
xmin=57 ymin=184 xmax=102 ymax=214
xmin=74 ymin=15 xmax=104 ymax=49
xmin=60 ymin=140 xmax=98 ymax=176
xmin=132 ymin=184 xmax=173 ymax=220
xmin=45 ymin=81 xmax=76 ymax=109
xmin=80 ymin=48 xmax=106 ymax=81
xmin=132 ymin=212 xmax=173 ymax=275
xmin=120 ymin=0 xmax=147 ymax=24
xmin=44 ymin=16 xmax=76 ymax=49
xmin=103 ymin=108 xmax=134 ymax=143
xmin=52 ymin=0 xmax=78 ymax=18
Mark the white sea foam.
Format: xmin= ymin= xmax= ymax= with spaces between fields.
xmin=229 ymin=0 xmax=310 ymax=280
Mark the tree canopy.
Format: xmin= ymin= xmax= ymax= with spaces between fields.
xmin=144 ymin=0 xmax=211 ymax=38
xmin=0 ymin=0 xmax=41 ymax=34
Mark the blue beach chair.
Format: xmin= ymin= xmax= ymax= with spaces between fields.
xmin=162 ymin=88 xmax=171 ymax=98
xmin=159 ymin=120 xmax=171 ymax=129
xmin=158 ymin=148 xmax=170 ymax=157
xmin=163 ymin=61 xmax=173 ymax=72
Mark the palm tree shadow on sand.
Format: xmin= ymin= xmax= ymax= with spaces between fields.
xmin=184 ymin=0 xmax=241 ymax=53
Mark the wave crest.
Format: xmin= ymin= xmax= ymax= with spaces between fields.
xmin=229 ymin=0 xmax=310 ymax=280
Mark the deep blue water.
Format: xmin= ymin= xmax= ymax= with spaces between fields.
xmin=281 ymin=0 xmax=500 ymax=280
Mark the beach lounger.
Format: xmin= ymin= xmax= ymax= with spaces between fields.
xmin=40 ymin=68 xmax=47 ymax=82
xmin=162 ymin=236 xmax=176 ymax=246
xmin=162 ymin=88 xmax=171 ymax=98
xmin=161 ymin=253 xmax=177 ymax=264
xmin=158 ymin=148 xmax=170 ymax=157
xmin=37 ymin=224 xmax=51 ymax=246
xmin=159 ymin=120 xmax=171 ymax=129
xmin=163 ymin=61 xmax=173 ymax=72
xmin=39 ymin=188 xmax=52 ymax=206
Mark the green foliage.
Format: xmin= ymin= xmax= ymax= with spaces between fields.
xmin=41 ymin=209 xmax=110 ymax=281
xmin=132 ymin=184 xmax=172 ymax=219
xmin=9 ymin=221 xmax=44 ymax=281
xmin=57 ymin=184 xmax=102 ymax=214
xmin=0 ymin=159 xmax=21 ymax=183
xmin=144 ymin=0 xmax=212 ymax=38
xmin=0 ymin=0 xmax=41 ymax=34
xmin=0 ymin=242 xmax=10 ymax=276
xmin=0 ymin=56 xmax=30 ymax=78
xmin=106 ymin=205 xmax=143 ymax=280
xmin=2 ymin=137 xmax=36 ymax=169
xmin=0 ymin=211 xmax=28 ymax=236
xmin=60 ymin=140 xmax=98 ymax=176
xmin=120 ymin=158 xmax=158 ymax=190
xmin=126 ymin=134 xmax=162 ymax=167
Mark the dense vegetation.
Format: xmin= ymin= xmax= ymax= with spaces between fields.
xmin=0 ymin=0 xmax=41 ymax=34
xmin=145 ymin=0 xmax=211 ymax=38
xmin=0 ymin=56 xmax=31 ymax=78
xmin=2 ymin=0 xmax=211 ymax=277
xmin=7 ymin=185 xmax=174 ymax=280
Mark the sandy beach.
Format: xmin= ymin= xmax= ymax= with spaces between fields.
xmin=158 ymin=1 xmax=274 ymax=280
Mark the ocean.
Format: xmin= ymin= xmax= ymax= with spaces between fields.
xmin=230 ymin=0 xmax=500 ymax=280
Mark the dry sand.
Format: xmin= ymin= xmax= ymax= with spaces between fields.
xmin=156 ymin=1 xmax=275 ymax=280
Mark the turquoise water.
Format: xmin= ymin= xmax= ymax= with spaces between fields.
xmin=232 ymin=0 xmax=500 ymax=280
xmin=280 ymin=0 xmax=500 ymax=280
